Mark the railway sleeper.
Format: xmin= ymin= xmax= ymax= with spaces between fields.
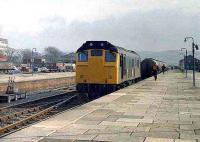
xmin=26 ymin=120 xmax=36 ymax=124
xmin=18 ymin=114 xmax=33 ymax=119
xmin=0 ymin=95 xmax=77 ymax=137
xmin=0 ymin=111 xmax=27 ymax=122
xmin=0 ymin=128 xmax=9 ymax=134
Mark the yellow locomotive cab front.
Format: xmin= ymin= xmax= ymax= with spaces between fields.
xmin=76 ymin=49 xmax=118 ymax=85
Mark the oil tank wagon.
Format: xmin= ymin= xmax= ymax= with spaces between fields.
xmin=141 ymin=58 xmax=167 ymax=79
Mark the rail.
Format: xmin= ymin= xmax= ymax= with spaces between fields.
xmin=0 ymin=94 xmax=78 ymax=137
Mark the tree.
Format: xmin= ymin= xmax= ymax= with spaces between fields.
xmin=21 ymin=49 xmax=32 ymax=64
xmin=5 ymin=47 xmax=23 ymax=66
xmin=12 ymin=50 xmax=23 ymax=66
xmin=44 ymin=46 xmax=63 ymax=63
xmin=65 ymin=52 xmax=76 ymax=63
xmin=21 ymin=49 xmax=32 ymax=59
xmin=6 ymin=47 xmax=15 ymax=62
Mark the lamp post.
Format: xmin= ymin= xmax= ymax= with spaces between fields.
xmin=70 ymin=53 xmax=73 ymax=73
xmin=184 ymin=37 xmax=199 ymax=87
xmin=179 ymin=52 xmax=185 ymax=73
xmin=31 ymin=48 xmax=37 ymax=76
xmin=181 ymin=48 xmax=188 ymax=78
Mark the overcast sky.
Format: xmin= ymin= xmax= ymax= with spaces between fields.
xmin=0 ymin=0 xmax=200 ymax=52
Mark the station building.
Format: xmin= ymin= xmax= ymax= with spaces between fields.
xmin=179 ymin=55 xmax=200 ymax=71
xmin=0 ymin=38 xmax=15 ymax=73
xmin=0 ymin=38 xmax=8 ymax=62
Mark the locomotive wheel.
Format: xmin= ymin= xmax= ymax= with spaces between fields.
xmin=116 ymin=85 xmax=121 ymax=90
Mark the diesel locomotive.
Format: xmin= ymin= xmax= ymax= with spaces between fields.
xmin=76 ymin=41 xmax=141 ymax=95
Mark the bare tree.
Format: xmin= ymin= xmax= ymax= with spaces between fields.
xmin=21 ymin=49 xmax=31 ymax=59
xmin=21 ymin=49 xmax=32 ymax=64
xmin=12 ymin=50 xmax=23 ymax=66
xmin=65 ymin=52 xmax=76 ymax=63
xmin=44 ymin=46 xmax=63 ymax=63
xmin=5 ymin=48 xmax=23 ymax=66
xmin=6 ymin=47 xmax=15 ymax=62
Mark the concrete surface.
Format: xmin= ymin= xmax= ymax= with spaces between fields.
xmin=2 ymin=70 xmax=200 ymax=142
xmin=0 ymin=72 xmax=75 ymax=94
xmin=0 ymin=72 xmax=75 ymax=83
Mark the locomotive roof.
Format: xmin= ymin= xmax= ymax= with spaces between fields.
xmin=77 ymin=41 xmax=139 ymax=55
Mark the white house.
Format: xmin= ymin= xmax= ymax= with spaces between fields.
xmin=0 ymin=38 xmax=8 ymax=61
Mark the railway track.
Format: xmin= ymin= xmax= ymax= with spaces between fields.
xmin=0 ymin=83 xmax=109 ymax=138
xmin=0 ymin=90 xmax=81 ymax=137
xmin=0 ymin=84 xmax=76 ymax=111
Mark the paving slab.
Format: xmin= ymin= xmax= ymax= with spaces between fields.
xmin=145 ymin=137 xmax=174 ymax=142
xmin=2 ymin=71 xmax=200 ymax=141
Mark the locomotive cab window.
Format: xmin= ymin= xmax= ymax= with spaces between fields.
xmin=78 ymin=51 xmax=88 ymax=62
xmin=105 ymin=51 xmax=116 ymax=62
xmin=91 ymin=49 xmax=102 ymax=56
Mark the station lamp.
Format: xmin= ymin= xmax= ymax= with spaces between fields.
xmin=184 ymin=37 xmax=198 ymax=87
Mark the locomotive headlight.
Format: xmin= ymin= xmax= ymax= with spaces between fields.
xmin=89 ymin=43 xmax=93 ymax=46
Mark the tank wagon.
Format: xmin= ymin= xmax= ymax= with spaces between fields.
xmin=141 ymin=58 xmax=167 ymax=79
xmin=76 ymin=41 xmax=141 ymax=95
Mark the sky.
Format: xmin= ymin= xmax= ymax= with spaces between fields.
xmin=0 ymin=0 xmax=200 ymax=52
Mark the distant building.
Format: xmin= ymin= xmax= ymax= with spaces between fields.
xmin=0 ymin=38 xmax=8 ymax=62
xmin=60 ymin=53 xmax=76 ymax=63
xmin=22 ymin=52 xmax=43 ymax=66
xmin=179 ymin=55 xmax=200 ymax=71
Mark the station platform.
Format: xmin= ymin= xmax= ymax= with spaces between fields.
xmin=0 ymin=72 xmax=75 ymax=94
xmin=0 ymin=72 xmax=75 ymax=84
xmin=2 ymin=71 xmax=200 ymax=142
